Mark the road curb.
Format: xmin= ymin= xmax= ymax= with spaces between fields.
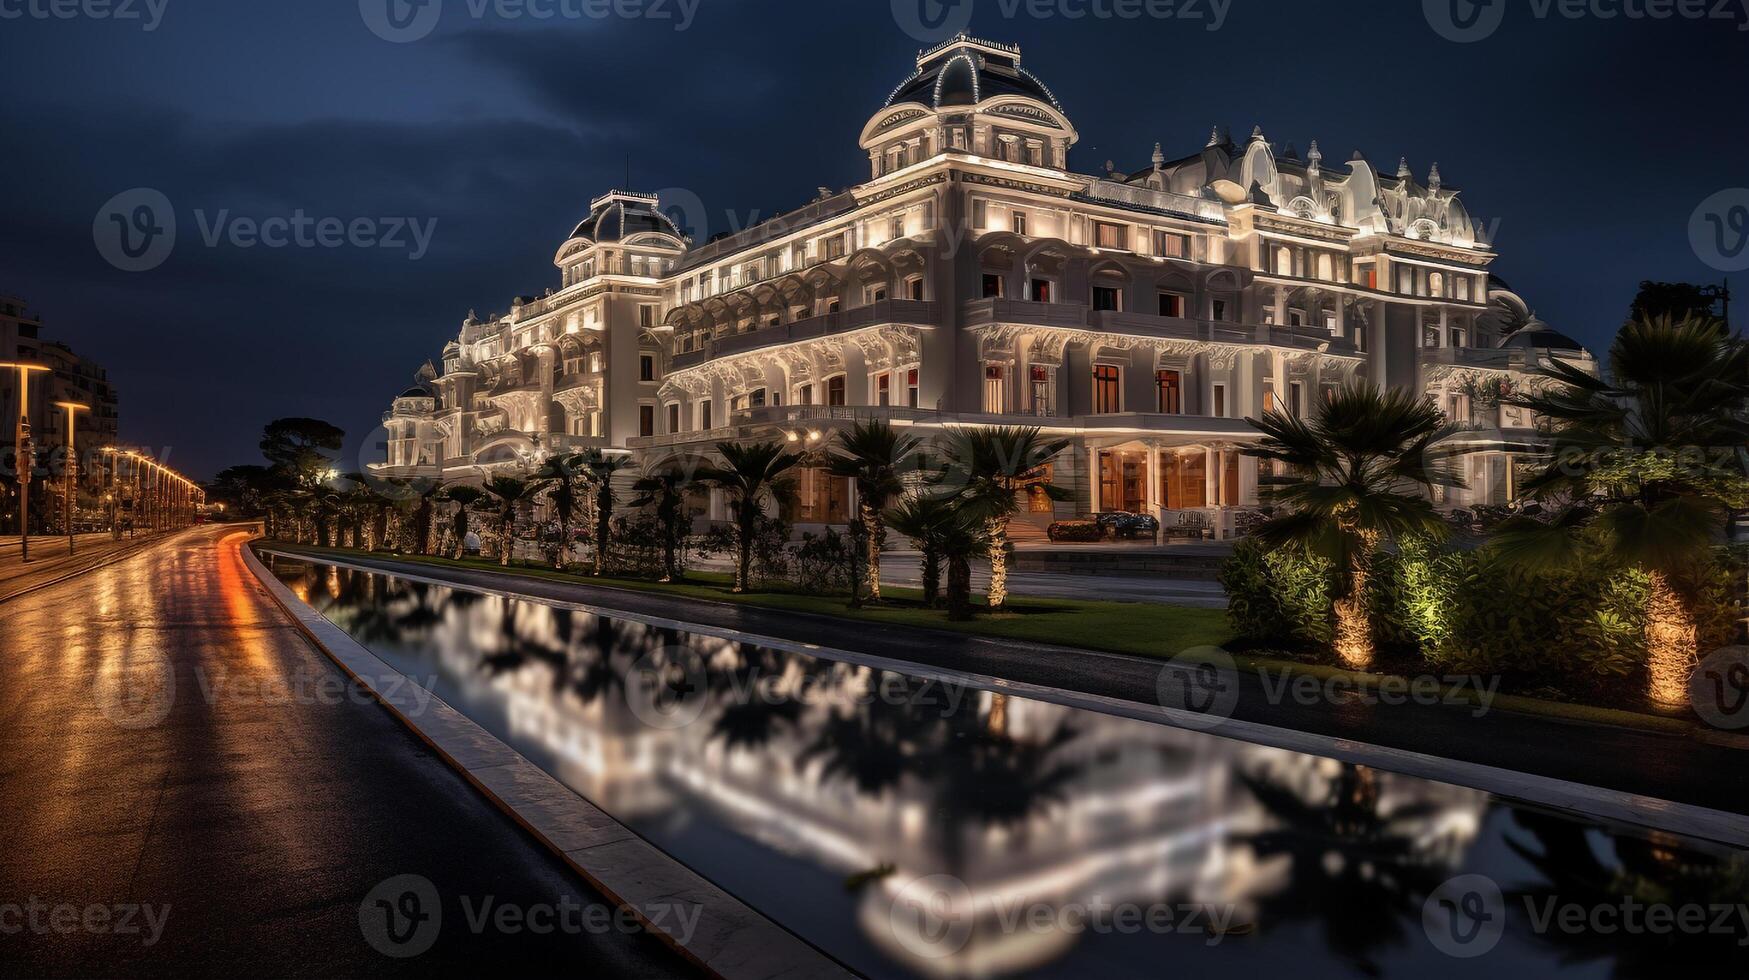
xmin=243 ymin=540 xmax=854 ymax=980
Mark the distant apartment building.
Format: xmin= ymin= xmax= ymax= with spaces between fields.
xmin=1 ymin=293 xmax=121 ymax=499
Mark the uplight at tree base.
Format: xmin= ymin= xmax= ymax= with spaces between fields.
xmin=987 ymin=539 xmax=1009 ymax=610
xmin=1645 ymin=571 xmax=1700 ymax=708
xmin=1333 ymin=598 xmax=1373 ymax=671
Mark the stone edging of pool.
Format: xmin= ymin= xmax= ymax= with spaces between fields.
xmin=241 ymin=538 xmax=855 ymax=980
xmin=260 ymin=544 xmax=1749 ymax=853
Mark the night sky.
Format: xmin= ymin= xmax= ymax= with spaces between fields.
xmin=4 ymin=0 xmax=1745 ymax=479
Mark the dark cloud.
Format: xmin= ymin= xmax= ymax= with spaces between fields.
xmin=2 ymin=0 xmax=1744 ymax=478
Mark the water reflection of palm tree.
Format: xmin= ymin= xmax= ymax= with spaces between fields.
xmin=932 ymin=701 xmax=1080 ymax=829
xmin=1506 ymin=810 xmax=1749 ymax=975
xmin=800 ymin=679 xmax=926 ymax=797
xmin=1239 ymin=765 xmax=1450 ymax=976
xmin=393 ymin=581 xmax=444 ymax=633
xmin=709 ymin=645 xmax=804 ymax=751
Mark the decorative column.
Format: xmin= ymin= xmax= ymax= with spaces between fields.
xmin=1145 ymin=442 xmax=1162 ymax=544
xmin=536 ymin=347 xmax=556 ymax=442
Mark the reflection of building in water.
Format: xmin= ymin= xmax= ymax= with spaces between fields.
xmin=373 ymin=575 xmax=1487 ymax=979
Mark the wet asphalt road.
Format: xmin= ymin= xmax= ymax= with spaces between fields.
xmin=0 ymin=528 xmax=693 ymax=979
xmin=267 ymin=544 xmax=1749 ymax=821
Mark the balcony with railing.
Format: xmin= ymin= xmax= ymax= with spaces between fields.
xmin=671 ymin=300 xmax=940 ymax=371
xmin=626 ymin=403 xmax=1263 ymax=451
xmin=964 ymin=299 xmax=1359 ymax=356
xmin=1419 ymin=345 xmax=1527 ymax=372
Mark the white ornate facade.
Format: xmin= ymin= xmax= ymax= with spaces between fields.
xmin=376 ymin=36 xmax=1592 ymax=532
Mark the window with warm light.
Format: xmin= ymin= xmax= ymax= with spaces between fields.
xmin=1156 ymin=370 xmax=1182 ymax=414
xmin=1094 ymin=364 xmax=1121 ymax=414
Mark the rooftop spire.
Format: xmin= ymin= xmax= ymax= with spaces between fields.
xmin=1207 ymin=126 xmax=1221 ymax=147
xmin=1250 ymin=125 xmax=1266 ymax=142
xmin=1428 ymin=162 xmax=1443 ymax=191
xmin=1398 ymin=157 xmax=1412 ymax=179
xmin=1152 ymin=142 xmax=1165 ymax=169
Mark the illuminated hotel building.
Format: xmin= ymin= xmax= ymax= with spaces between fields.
xmin=376 ymin=35 xmax=1591 ymax=532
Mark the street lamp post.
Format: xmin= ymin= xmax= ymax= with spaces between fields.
xmin=101 ymin=448 xmax=119 ymax=539
xmin=52 ymin=402 xmax=89 ymax=555
xmin=1 ymin=362 xmax=52 ymax=563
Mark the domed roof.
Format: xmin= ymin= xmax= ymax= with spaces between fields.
xmin=885 ymin=36 xmax=1063 ymax=112
xmin=1501 ymin=326 xmax=1586 ymax=353
xmin=397 ymin=385 xmax=432 ymax=400
xmin=568 ymin=191 xmax=684 ymax=244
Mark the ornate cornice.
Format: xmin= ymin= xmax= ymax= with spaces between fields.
xmin=961 ymin=172 xmax=1074 ymax=198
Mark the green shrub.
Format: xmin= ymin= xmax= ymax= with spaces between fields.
xmin=1372 ymin=537 xmax=1463 ymax=652
xmin=1220 ymin=538 xmax=1333 ymax=647
xmin=1048 ymin=520 xmax=1104 ymax=543
xmin=1428 ymin=546 xmax=1644 ymax=684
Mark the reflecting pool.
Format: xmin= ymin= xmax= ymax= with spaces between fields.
xmin=273 ymin=557 xmax=1749 ymax=979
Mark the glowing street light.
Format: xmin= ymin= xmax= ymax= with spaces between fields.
xmin=52 ymin=402 xmax=89 ymax=555
xmin=0 ymin=361 xmax=52 ymax=563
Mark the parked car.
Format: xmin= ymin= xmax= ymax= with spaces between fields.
xmin=1095 ymin=511 xmax=1159 ymax=540
xmin=1047 ymin=512 xmax=1159 ymax=542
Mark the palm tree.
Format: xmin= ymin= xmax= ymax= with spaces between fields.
xmin=579 ymin=450 xmax=633 ymax=576
xmin=1493 ymin=314 xmax=1749 ymax=706
xmin=936 ymin=503 xmax=993 ymax=621
xmin=827 ymin=420 xmax=922 ymax=602
xmin=481 ymin=476 xmax=535 ymax=566
xmin=884 ymin=492 xmax=956 ymax=606
xmin=931 ymin=426 xmax=1071 ymax=609
xmin=405 ymin=478 xmax=444 ymax=555
xmin=630 ymin=457 xmax=697 ymax=583
xmin=532 ymin=454 xmax=586 ymax=570
xmin=1243 ymin=380 xmax=1460 ymax=670
xmin=697 ymin=441 xmax=802 ymax=593
xmin=441 ymin=485 xmax=485 ymax=559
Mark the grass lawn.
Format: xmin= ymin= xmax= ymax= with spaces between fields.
xmin=267 ymin=545 xmax=1237 ymax=658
